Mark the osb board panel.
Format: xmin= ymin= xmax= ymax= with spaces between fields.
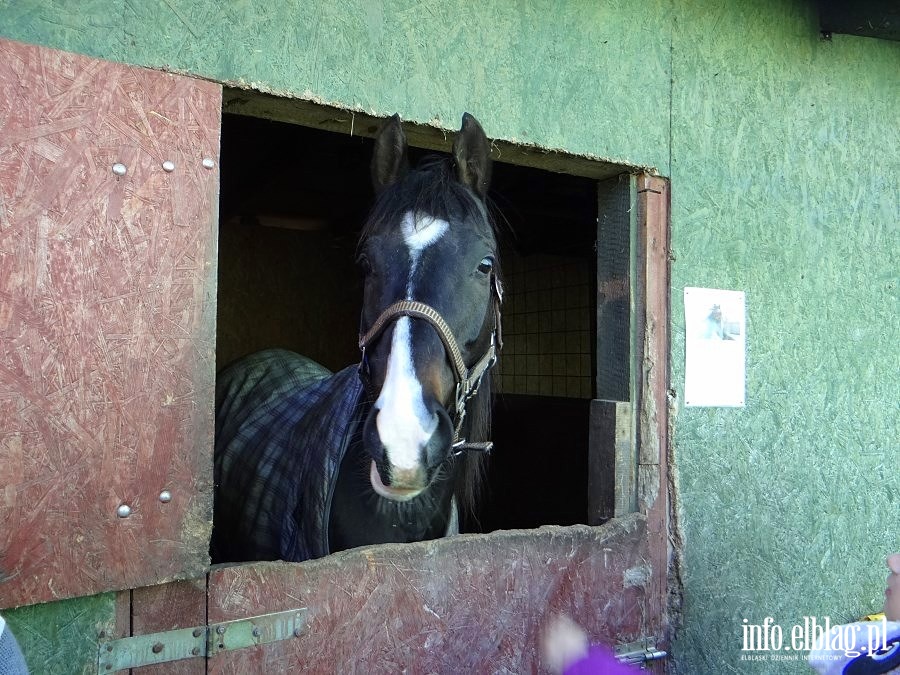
xmin=132 ymin=578 xmax=208 ymax=675
xmin=0 ymin=37 xmax=220 ymax=608
xmin=2 ymin=591 xmax=118 ymax=675
xmin=0 ymin=2 xmax=671 ymax=173
xmin=208 ymin=515 xmax=652 ymax=674
xmin=669 ymin=6 xmax=899 ymax=673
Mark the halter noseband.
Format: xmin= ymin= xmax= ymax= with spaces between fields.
xmin=358 ymin=275 xmax=503 ymax=455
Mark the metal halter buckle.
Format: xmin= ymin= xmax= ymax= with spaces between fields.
xmin=451 ymin=440 xmax=494 ymax=456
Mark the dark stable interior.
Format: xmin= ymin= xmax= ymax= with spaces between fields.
xmin=217 ymin=113 xmax=599 ymax=532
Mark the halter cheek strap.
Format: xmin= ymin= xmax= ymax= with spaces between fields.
xmin=358 ymin=277 xmax=503 ymax=454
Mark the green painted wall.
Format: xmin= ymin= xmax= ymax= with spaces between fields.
xmin=670 ymin=2 xmax=899 ymax=672
xmin=0 ymin=0 xmax=671 ymax=169
xmin=1 ymin=1 xmax=897 ymax=673
xmin=3 ymin=594 xmax=115 ymax=675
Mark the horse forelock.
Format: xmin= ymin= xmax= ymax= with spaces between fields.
xmin=359 ymin=156 xmax=494 ymax=245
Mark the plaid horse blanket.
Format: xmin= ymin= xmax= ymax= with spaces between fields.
xmin=211 ymin=349 xmax=365 ymax=563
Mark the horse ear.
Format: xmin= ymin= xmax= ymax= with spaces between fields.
xmin=452 ymin=113 xmax=492 ymax=199
xmin=371 ymin=113 xmax=409 ymax=193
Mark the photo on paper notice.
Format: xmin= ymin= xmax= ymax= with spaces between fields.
xmin=684 ymin=287 xmax=746 ymax=407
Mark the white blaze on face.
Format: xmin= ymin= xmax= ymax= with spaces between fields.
xmin=374 ymin=212 xmax=448 ymax=472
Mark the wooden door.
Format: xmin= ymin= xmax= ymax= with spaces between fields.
xmin=0 ymin=37 xmax=221 ymax=608
xmin=203 ymin=516 xmax=652 ymax=673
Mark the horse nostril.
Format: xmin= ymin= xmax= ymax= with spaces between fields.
xmin=375 ymin=458 xmax=392 ymax=486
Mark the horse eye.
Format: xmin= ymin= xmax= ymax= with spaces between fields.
xmin=477 ymin=256 xmax=494 ymax=274
xmin=357 ymin=255 xmax=373 ymax=275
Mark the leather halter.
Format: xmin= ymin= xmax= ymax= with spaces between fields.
xmin=358 ymin=274 xmax=503 ymax=455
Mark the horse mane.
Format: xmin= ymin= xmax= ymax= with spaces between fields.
xmin=455 ymin=375 xmax=492 ymax=519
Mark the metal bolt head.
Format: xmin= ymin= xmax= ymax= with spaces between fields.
xmin=158 ymin=490 xmax=172 ymax=503
xmin=162 ymin=160 xmax=175 ymax=172
xmin=116 ymin=504 xmax=131 ymax=518
xmin=191 ymin=647 xmax=200 ymax=656
xmin=201 ymin=157 xmax=215 ymax=169
xmin=192 ymin=628 xmax=203 ymax=638
xmin=252 ymin=627 xmax=261 ymax=638
xmin=216 ymin=625 xmax=226 ymax=635
xmin=152 ymin=642 xmax=164 ymax=654
xmin=112 ymin=163 xmax=127 ymax=176
xmin=293 ymin=627 xmax=303 ymax=638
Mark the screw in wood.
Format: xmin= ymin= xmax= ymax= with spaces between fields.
xmin=162 ymin=161 xmax=175 ymax=173
xmin=158 ymin=490 xmax=172 ymax=503
xmin=116 ymin=504 xmax=131 ymax=518
xmin=202 ymin=158 xmax=215 ymax=169
xmin=112 ymin=163 xmax=127 ymax=176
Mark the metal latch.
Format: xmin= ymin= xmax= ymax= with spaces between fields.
xmin=615 ymin=636 xmax=667 ymax=666
xmin=98 ymin=608 xmax=307 ymax=672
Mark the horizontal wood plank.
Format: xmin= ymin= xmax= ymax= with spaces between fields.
xmin=208 ymin=516 xmax=651 ymax=674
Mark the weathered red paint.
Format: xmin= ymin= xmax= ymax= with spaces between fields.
xmin=0 ymin=37 xmax=220 ymax=608
xmin=207 ymin=516 xmax=651 ymax=674
xmin=132 ymin=579 xmax=208 ymax=675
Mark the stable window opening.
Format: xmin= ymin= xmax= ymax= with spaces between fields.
xmin=216 ymin=106 xmax=635 ymax=539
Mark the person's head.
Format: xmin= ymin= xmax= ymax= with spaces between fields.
xmin=885 ymin=553 xmax=900 ymax=621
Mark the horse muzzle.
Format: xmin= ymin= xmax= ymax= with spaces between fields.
xmin=362 ymin=399 xmax=454 ymax=501
xmin=368 ymin=460 xmax=425 ymax=501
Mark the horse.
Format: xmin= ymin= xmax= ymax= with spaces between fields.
xmin=211 ymin=113 xmax=503 ymax=563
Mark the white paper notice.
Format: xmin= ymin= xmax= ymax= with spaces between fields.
xmin=684 ymin=287 xmax=746 ymax=407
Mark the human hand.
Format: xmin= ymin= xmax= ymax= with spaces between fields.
xmin=541 ymin=614 xmax=589 ymax=674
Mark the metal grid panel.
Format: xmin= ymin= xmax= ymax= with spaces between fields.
xmin=496 ymin=250 xmax=592 ymax=398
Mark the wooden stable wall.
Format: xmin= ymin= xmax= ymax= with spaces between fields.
xmin=0 ymin=36 xmax=675 ymax=674
xmin=205 ymin=518 xmax=653 ymax=673
xmin=103 ymin=516 xmax=659 ymax=675
xmin=2 ymin=2 xmax=898 ymax=673
xmin=0 ymin=38 xmax=220 ymax=608
xmin=107 ymin=177 xmax=672 ymax=674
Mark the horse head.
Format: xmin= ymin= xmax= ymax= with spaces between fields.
xmin=357 ymin=113 xmax=501 ymax=503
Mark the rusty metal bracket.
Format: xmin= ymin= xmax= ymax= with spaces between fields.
xmin=97 ymin=608 xmax=307 ymax=672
